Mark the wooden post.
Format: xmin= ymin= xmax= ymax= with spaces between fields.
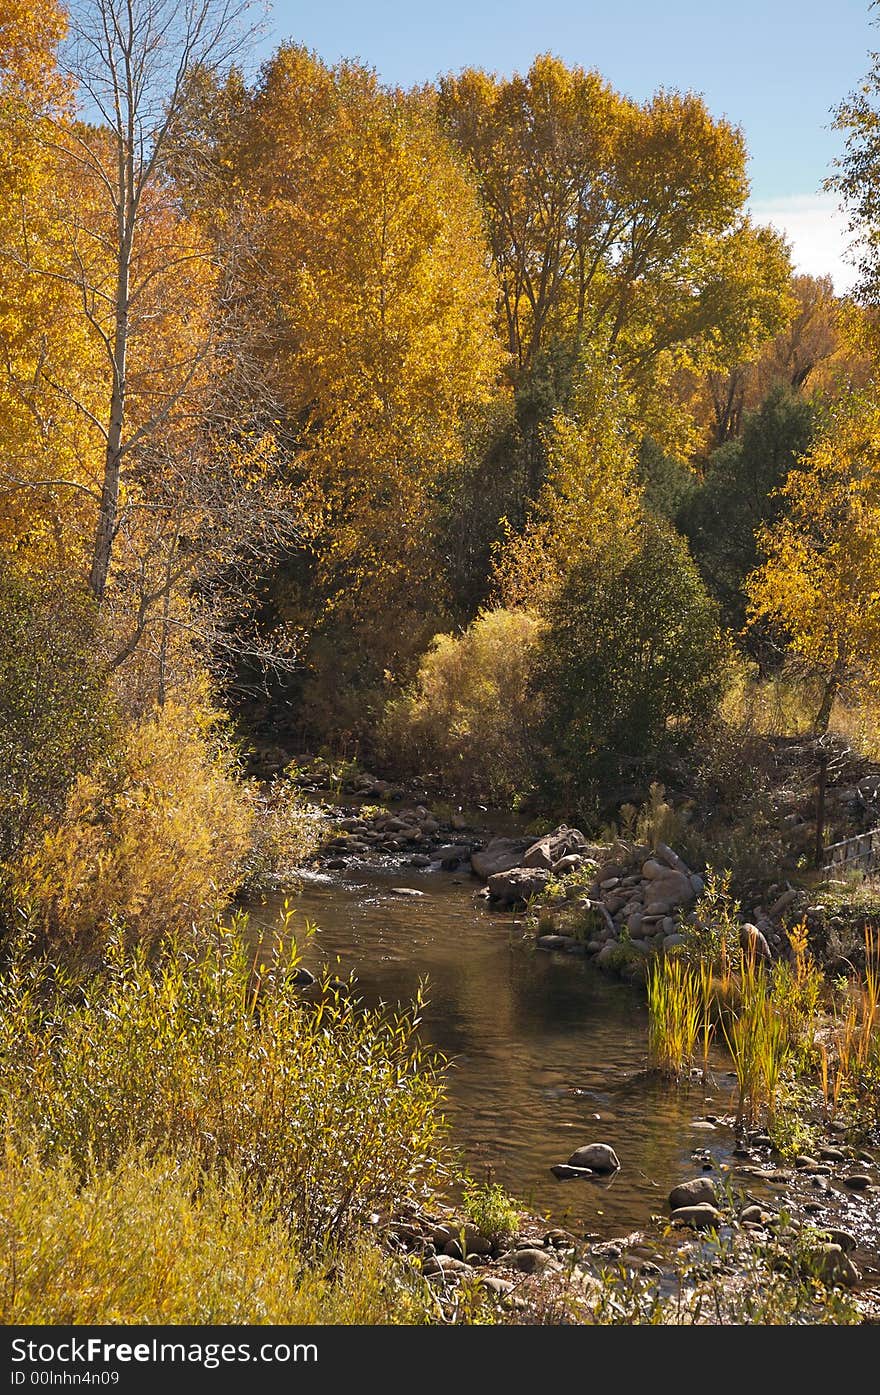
xmin=814 ymin=751 xmax=829 ymax=870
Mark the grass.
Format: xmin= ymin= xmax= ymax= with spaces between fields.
xmin=647 ymin=902 xmax=880 ymax=1142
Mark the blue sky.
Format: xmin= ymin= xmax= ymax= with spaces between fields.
xmin=258 ymin=0 xmax=880 ymax=291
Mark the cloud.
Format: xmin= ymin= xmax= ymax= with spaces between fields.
xmin=748 ymin=193 xmax=858 ymax=294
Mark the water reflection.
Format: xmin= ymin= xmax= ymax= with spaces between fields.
xmin=245 ymin=865 xmax=736 ymax=1237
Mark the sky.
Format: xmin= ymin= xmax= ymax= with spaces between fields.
xmin=258 ymin=0 xmax=880 ymax=294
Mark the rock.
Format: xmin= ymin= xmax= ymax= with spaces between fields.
xmin=505 ymin=1247 xmax=561 ymax=1274
xmin=554 ymin=854 xmax=584 ymax=874
xmin=821 ymin=1228 xmax=857 ymax=1253
xmin=550 ymin=1164 xmax=595 ymax=1181
xmin=769 ymin=887 xmax=799 ymax=917
xmin=450 ymin=813 xmax=468 ymax=831
xmin=477 ymin=1276 xmax=514 ymax=1297
xmin=668 ymin=1177 xmax=718 ymax=1210
xmin=810 ymin=1243 xmax=860 ymax=1287
xmin=487 ymin=867 xmax=551 ymax=906
xmin=522 ymin=825 xmax=587 ymax=871
xmin=818 ymin=1146 xmax=846 ymax=1162
xmin=671 ymin=1203 xmax=723 ymax=1229
xmin=390 ymin=887 xmax=425 ymax=897
xmin=663 ymin=933 xmax=685 ymax=950
xmin=536 ymin=935 xmax=567 ymax=952
xmin=435 ymin=843 xmax=471 ymax=870
xmin=740 ymin=923 xmax=772 ymax=961
xmin=443 ymin=1238 xmax=464 ymax=1260
xmin=471 ymin=837 xmax=533 ymax=880
xmin=739 ymin=1204 xmax=772 ymax=1225
xmin=595 ymin=942 xmax=619 ymax=968
xmin=567 ymin=1143 xmax=620 ymax=1173
xmin=843 ymin=1174 xmax=872 ymax=1190
xmin=654 ymin=843 xmax=691 ymax=875
xmin=795 ymin=1155 xmax=819 ymax=1170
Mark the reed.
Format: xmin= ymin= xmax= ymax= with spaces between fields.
xmin=647 ymin=956 xmax=701 ymax=1077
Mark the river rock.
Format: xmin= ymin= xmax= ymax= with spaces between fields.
xmin=390 ymin=887 xmax=425 ymax=897
xmin=668 ymin=1177 xmax=718 ymax=1210
xmin=567 ymin=1143 xmax=620 ymax=1173
xmin=740 ymin=923 xmax=772 ymax=960
xmin=670 ymin=1203 xmax=723 ymax=1229
xmin=522 ymin=825 xmax=588 ymax=870
xmin=504 ymin=1247 xmax=561 ymax=1274
xmin=477 ymin=1275 xmax=514 ymax=1297
xmin=435 ymin=844 xmax=471 ymax=870
xmin=487 ymin=867 xmax=551 ymax=906
xmin=550 ymin=1164 xmax=594 ymax=1180
xmin=810 ymin=1243 xmax=860 ymax=1287
xmin=536 ymin=935 xmax=566 ymax=951
xmin=843 ymin=1174 xmax=872 ymax=1190
xmin=471 ymin=837 xmax=533 ymax=879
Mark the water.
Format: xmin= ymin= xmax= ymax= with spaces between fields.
xmin=245 ymin=863 xmax=738 ymax=1238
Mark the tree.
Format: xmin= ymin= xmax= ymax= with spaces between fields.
xmin=746 ymin=392 xmax=880 ymax=732
xmin=438 ymin=54 xmax=792 ymax=455
xmin=828 ymin=1 xmax=880 ymax=302
xmin=491 ymin=352 xmax=642 ymax=609
xmin=679 ymin=386 xmax=818 ymax=633
xmin=224 ymin=47 xmax=501 ymax=733
xmin=61 ymin=0 xmax=262 ymax=601
xmin=534 ymin=517 xmax=729 ymax=797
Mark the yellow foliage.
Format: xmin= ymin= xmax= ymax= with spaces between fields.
xmin=0 ymin=1147 xmax=432 ymax=1324
xmin=381 ymin=607 xmax=543 ymax=800
xmin=492 ymin=358 xmax=642 ymax=608
xmin=242 ymin=46 xmax=501 ymax=626
xmin=746 ymin=390 xmax=880 ymax=728
xmin=11 ymin=701 xmax=253 ymax=950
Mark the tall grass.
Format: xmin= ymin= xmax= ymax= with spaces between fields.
xmin=0 ymin=1146 xmax=435 ymax=1324
xmin=647 ymin=957 xmax=700 ymax=1076
xmin=0 ymin=914 xmax=449 ymax=1253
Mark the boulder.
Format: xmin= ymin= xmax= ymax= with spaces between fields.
xmin=505 ymin=1247 xmax=561 ymax=1275
xmin=668 ymin=1177 xmax=718 ymax=1211
xmin=487 ymin=867 xmax=551 ymax=906
xmin=435 ymin=843 xmax=471 ymax=870
xmin=671 ymin=1203 xmax=722 ymax=1229
xmin=567 ymin=1143 xmax=620 ymax=1173
xmin=522 ymin=825 xmax=587 ymax=871
xmin=471 ymin=836 xmax=533 ymax=880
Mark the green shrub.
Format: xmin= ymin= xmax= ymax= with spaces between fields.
xmin=0 ymin=918 xmax=449 ymax=1251
xmin=461 ymin=1176 xmax=520 ymax=1247
xmin=533 ymin=517 xmax=730 ymax=799
xmin=0 ymin=565 xmax=113 ymax=869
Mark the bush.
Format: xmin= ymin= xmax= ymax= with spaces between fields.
xmin=0 ymin=566 xmax=113 ymax=869
xmin=0 ymin=1146 xmax=434 ymax=1324
xmin=534 ymin=517 xmax=730 ymax=799
xmin=9 ymin=700 xmax=253 ymax=953
xmin=0 ymin=919 xmax=448 ymax=1252
xmin=380 ymin=607 xmax=543 ymax=801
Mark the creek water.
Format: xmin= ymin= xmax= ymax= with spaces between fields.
xmin=245 ymin=861 xmax=741 ymax=1239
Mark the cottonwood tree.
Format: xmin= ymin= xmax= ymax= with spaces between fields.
xmin=0 ymin=0 xmax=304 ymax=698
xmin=60 ymin=0 xmax=265 ymax=601
xmin=746 ymin=392 xmax=880 ymax=732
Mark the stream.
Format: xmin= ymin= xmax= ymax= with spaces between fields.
xmin=245 ymin=861 xmax=741 ymax=1239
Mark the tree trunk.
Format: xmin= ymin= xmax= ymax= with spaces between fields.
xmin=814 ymin=667 xmax=841 ymax=735
xmin=89 ymin=231 xmax=131 ymax=602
